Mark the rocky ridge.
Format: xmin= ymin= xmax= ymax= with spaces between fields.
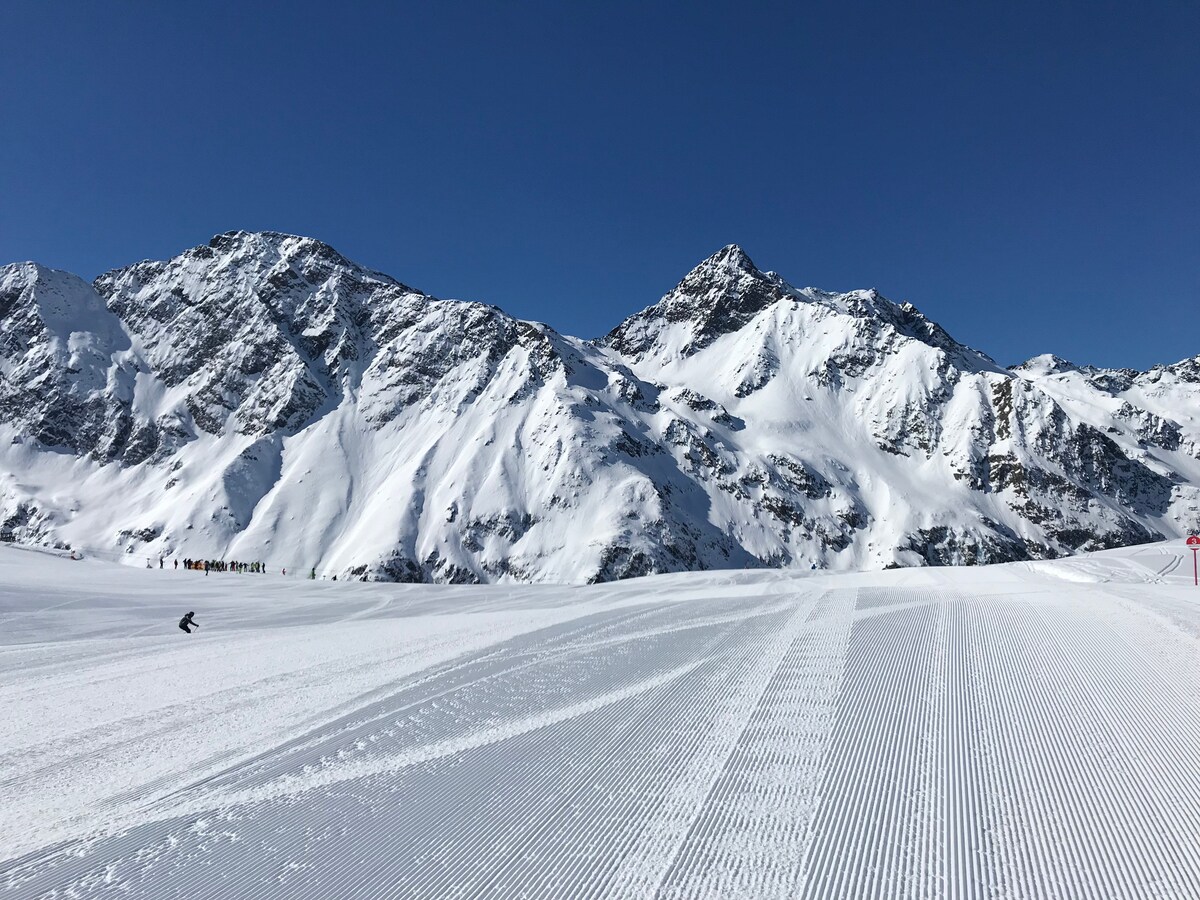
xmin=1 ymin=232 xmax=1197 ymax=582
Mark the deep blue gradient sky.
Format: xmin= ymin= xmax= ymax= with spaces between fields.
xmin=1 ymin=1 xmax=1196 ymax=369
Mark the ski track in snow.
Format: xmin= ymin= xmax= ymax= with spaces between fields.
xmin=4 ymin=545 xmax=1200 ymax=897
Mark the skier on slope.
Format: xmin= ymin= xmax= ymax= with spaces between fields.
xmin=178 ymin=611 xmax=199 ymax=634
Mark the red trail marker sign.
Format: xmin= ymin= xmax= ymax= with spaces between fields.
xmin=1188 ymin=535 xmax=1200 ymax=585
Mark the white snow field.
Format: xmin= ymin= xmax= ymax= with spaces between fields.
xmin=4 ymin=543 xmax=1200 ymax=899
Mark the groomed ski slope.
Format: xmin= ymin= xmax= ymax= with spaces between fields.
xmin=3 ymin=544 xmax=1200 ymax=898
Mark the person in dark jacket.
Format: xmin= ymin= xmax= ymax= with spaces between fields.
xmin=179 ymin=611 xmax=199 ymax=633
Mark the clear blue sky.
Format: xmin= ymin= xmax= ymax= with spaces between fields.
xmin=1 ymin=1 xmax=1196 ymax=369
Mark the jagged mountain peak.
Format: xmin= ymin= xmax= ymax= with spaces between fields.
xmin=1143 ymin=355 xmax=1200 ymax=385
xmin=95 ymin=230 xmax=405 ymax=295
xmin=4 ymin=233 xmax=1199 ymax=586
xmin=675 ymin=244 xmax=764 ymax=296
xmin=0 ymin=260 xmax=47 ymax=279
xmin=209 ymin=229 xmax=327 ymax=249
xmin=602 ymin=245 xmax=787 ymax=359
xmin=84 ymin=234 xmax=437 ymax=443
xmin=0 ymin=263 xmax=115 ymax=334
xmin=604 ymin=246 xmax=996 ymax=379
xmin=1013 ymin=353 xmax=1080 ymax=375
xmin=690 ymin=243 xmax=759 ymax=275
xmin=201 ymin=230 xmax=372 ymax=275
xmin=0 ymin=261 xmax=99 ymax=298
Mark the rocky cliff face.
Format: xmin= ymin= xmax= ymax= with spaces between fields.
xmin=2 ymin=233 xmax=1198 ymax=581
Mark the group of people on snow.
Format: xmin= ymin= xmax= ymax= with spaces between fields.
xmin=173 ymin=563 xmax=359 ymax=635
xmin=168 ymin=558 xmax=351 ymax=579
xmin=180 ymin=558 xmax=267 ymax=574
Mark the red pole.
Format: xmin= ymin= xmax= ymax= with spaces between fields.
xmin=1193 ymin=548 xmax=1197 ymax=586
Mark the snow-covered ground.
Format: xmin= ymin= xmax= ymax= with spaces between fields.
xmin=4 ymin=543 xmax=1200 ymax=898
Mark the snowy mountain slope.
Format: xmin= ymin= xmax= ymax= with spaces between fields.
xmin=0 ymin=234 xmax=761 ymax=583
xmin=1 ymin=232 xmax=1199 ymax=582
xmin=4 ymin=543 xmax=1200 ymax=897
xmin=603 ymin=246 xmax=1200 ymax=567
xmin=0 ymin=264 xmax=141 ymax=460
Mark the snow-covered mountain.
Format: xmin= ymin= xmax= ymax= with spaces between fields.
xmin=2 ymin=232 xmax=1198 ymax=582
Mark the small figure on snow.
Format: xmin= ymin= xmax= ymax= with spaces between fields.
xmin=179 ymin=611 xmax=199 ymax=634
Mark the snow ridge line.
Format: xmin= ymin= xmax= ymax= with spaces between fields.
xmin=182 ymin=659 xmax=705 ymax=812
xmin=284 ymin=604 xmax=753 ymax=897
xmin=153 ymin=606 xmax=667 ymax=799
xmin=653 ymin=588 xmax=857 ymax=899
xmin=0 ymin=642 xmax=711 ymax=898
xmin=397 ymin=623 xmax=730 ymax=896
xmin=600 ymin=591 xmax=823 ymax=898
xmin=564 ymin=598 xmax=795 ymax=656
xmin=452 ymin=612 xmax=762 ymax=899
xmin=274 ymin=597 xmax=773 ymax=899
